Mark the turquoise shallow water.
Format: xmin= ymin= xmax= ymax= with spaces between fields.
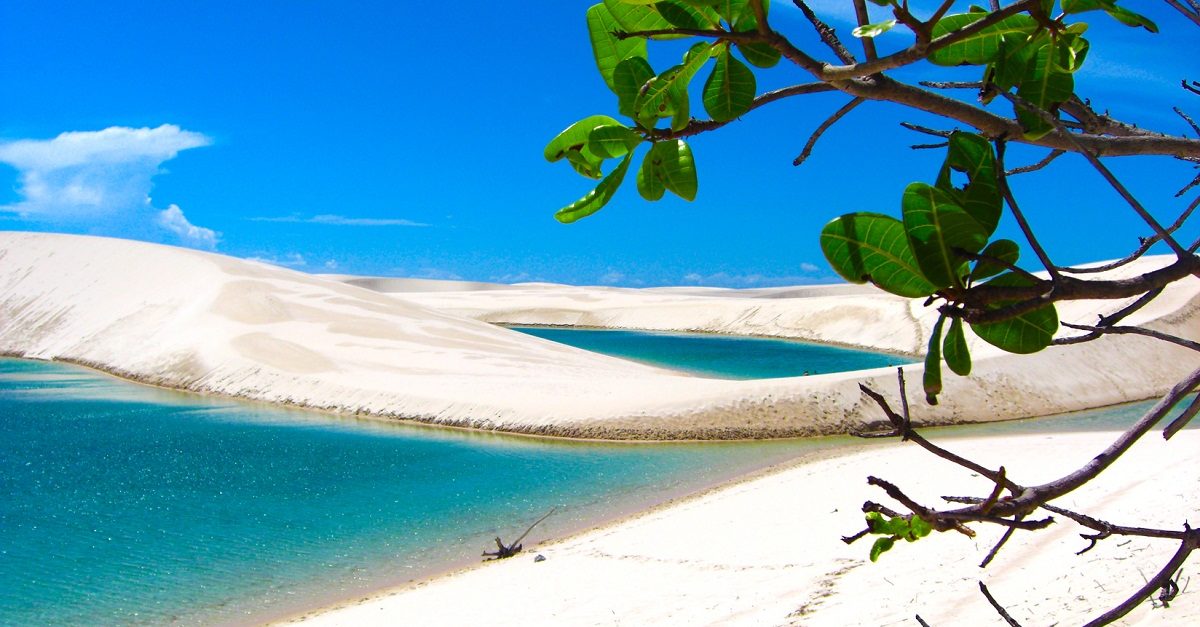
xmin=510 ymin=326 xmax=911 ymax=379
xmin=0 ymin=345 xmax=1174 ymax=626
xmin=0 ymin=358 xmax=830 ymax=626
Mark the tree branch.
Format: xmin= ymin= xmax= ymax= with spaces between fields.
xmin=794 ymin=97 xmax=865 ymax=166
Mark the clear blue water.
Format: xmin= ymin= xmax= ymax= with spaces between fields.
xmin=0 ymin=358 xmax=831 ymax=626
xmin=510 ymin=326 xmax=910 ymax=379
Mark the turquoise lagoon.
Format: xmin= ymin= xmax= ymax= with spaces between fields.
xmin=0 ymin=327 xmax=1168 ymax=626
xmin=0 ymin=358 xmax=832 ymax=626
xmin=511 ymin=326 xmax=909 ymax=379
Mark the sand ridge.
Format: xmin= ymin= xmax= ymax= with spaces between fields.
xmin=1 ymin=231 xmax=1197 ymax=439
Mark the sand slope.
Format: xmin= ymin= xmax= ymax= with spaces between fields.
xmin=1 ymin=231 xmax=1197 ymax=438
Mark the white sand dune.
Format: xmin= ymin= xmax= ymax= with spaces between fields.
xmin=1 ymin=231 xmax=1197 ymax=439
xmin=290 ymin=428 xmax=1200 ymax=626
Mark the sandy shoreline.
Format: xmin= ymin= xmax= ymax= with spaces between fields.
xmin=289 ymin=422 xmax=1199 ymax=626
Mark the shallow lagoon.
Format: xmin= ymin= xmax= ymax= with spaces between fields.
xmin=0 ymin=338 xmax=1165 ymax=625
xmin=0 ymin=358 xmax=832 ymax=625
xmin=511 ymin=326 xmax=910 ymax=379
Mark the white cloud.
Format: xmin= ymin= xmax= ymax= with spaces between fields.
xmin=680 ymin=267 xmax=826 ymax=288
xmin=0 ymin=124 xmax=216 ymax=247
xmin=157 ymin=204 xmax=219 ymax=249
xmin=598 ymin=270 xmax=625 ymax=285
xmin=323 ymin=259 xmax=339 ymax=270
xmin=251 ymin=213 xmax=428 ymax=227
xmin=247 ymin=252 xmax=307 ymax=268
xmin=800 ymin=262 xmax=820 ymax=273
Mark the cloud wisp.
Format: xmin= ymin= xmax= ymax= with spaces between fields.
xmin=250 ymin=214 xmax=429 ymax=227
xmin=0 ymin=124 xmax=218 ymax=248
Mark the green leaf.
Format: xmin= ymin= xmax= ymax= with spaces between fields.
xmin=819 ymin=213 xmax=939 ymax=298
xmin=1015 ymin=39 xmax=1075 ymax=139
xmin=545 ymin=115 xmax=624 ymax=162
xmin=902 ymin=182 xmax=988 ymax=288
xmin=852 ymin=19 xmax=897 ymax=38
xmin=633 ymin=43 xmax=713 ymax=128
xmin=566 ymin=149 xmax=605 ymax=179
xmin=712 ymin=0 xmax=748 ymax=25
xmin=642 ymin=140 xmax=698 ymax=200
xmin=970 ymin=239 xmax=1020 ymax=281
xmin=1062 ymin=0 xmax=1157 ymax=32
xmin=910 ymin=515 xmax=933 ymax=538
xmin=929 ymin=13 xmax=1038 ymax=66
xmin=637 ymin=150 xmax=667 ymax=201
xmin=943 ymin=132 xmax=1001 ymax=236
xmin=943 ymin=317 xmax=972 ymax=376
xmin=865 ymin=511 xmax=886 ymax=531
xmin=588 ymin=125 xmax=643 ymax=159
xmin=614 ymin=56 xmax=656 ymax=119
xmin=603 ymin=0 xmax=684 ymax=38
xmin=555 ymin=153 xmax=634 ymax=223
xmin=925 ymin=315 xmax=945 ymax=405
xmin=970 ymin=272 xmax=1059 ymax=354
xmin=1062 ymin=32 xmax=1090 ymax=72
xmin=655 ymin=0 xmax=720 ymax=28
xmin=735 ymin=41 xmax=781 ymax=68
xmin=869 ymin=536 xmax=895 ymax=562
xmin=587 ymin=4 xmax=649 ymax=92
xmin=702 ymin=47 xmax=756 ymax=122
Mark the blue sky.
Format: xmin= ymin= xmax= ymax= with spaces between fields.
xmin=0 ymin=1 xmax=1195 ymax=286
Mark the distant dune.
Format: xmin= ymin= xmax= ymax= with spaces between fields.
xmin=1 ymin=231 xmax=1197 ymax=439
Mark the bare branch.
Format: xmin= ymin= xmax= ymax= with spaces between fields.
xmin=1177 ymin=106 xmax=1200 ymax=138
xmin=1006 ymin=149 xmax=1064 ymax=175
xmin=919 ymin=80 xmax=983 ymax=89
xmin=996 ymin=140 xmax=1060 ymax=278
xmin=900 ymin=122 xmax=954 ymax=138
xmin=981 ymin=524 xmax=1019 ymax=568
xmin=851 ymin=0 xmax=878 ymax=61
xmin=794 ymin=97 xmax=865 ymax=166
xmin=1081 ymin=526 xmax=1200 ymax=626
xmin=1164 ymin=393 xmax=1200 ymax=440
xmin=1058 ymin=322 xmax=1200 ymax=353
xmin=793 ymin=0 xmax=856 ymax=64
xmin=1057 ymin=194 xmax=1199 ymax=274
xmin=1166 ymin=0 xmax=1200 ymax=27
xmin=979 ymin=582 xmax=1024 ymax=626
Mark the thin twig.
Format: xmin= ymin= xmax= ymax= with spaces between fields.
xmin=1006 ymin=149 xmax=1064 ymax=175
xmin=794 ymin=97 xmax=864 ymax=165
xmin=979 ymin=582 xmax=1024 ymax=626
xmin=1058 ymin=322 xmax=1200 ymax=352
xmin=981 ymin=523 xmax=1019 ymax=568
xmin=995 ymin=139 xmax=1060 ymax=278
xmin=1057 ymin=195 xmax=1199 ymax=273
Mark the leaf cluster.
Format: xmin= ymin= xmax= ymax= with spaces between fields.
xmin=865 ymin=511 xmax=933 ymax=562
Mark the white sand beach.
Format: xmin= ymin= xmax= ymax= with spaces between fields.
xmin=289 ymin=427 xmax=1200 ymax=626
xmin=2 ymin=231 xmax=1197 ymax=625
xmin=1 ymin=231 xmax=1196 ymax=439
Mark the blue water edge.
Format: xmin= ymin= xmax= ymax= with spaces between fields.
xmin=510 ymin=326 xmax=910 ymax=379
xmin=0 ymin=358 xmax=823 ymax=626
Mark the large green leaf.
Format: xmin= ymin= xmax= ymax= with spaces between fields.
xmin=944 ymin=132 xmax=1001 ymax=235
xmin=637 ymin=151 xmax=666 ymax=200
xmin=929 ymin=13 xmax=1037 ymax=66
xmin=943 ymin=317 xmax=972 ymax=376
xmin=969 ymin=272 xmax=1059 ymax=353
xmin=852 ymin=19 xmax=897 ymax=38
xmin=588 ymin=124 xmax=643 ymax=159
xmin=1015 ymin=39 xmax=1075 ymax=139
xmin=603 ymin=0 xmax=684 ymax=38
xmin=902 ymin=183 xmax=988 ymax=288
xmin=555 ymin=153 xmax=634 ymax=223
xmin=925 ymin=315 xmax=946 ymax=405
xmin=702 ymin=47 xmax=756 ymax=122
xmin=655 ymin=0 xmax=720 ymax=28
xmin=642 ymin=140 xmax=698 ymax=200
xmin=970 ymin=239 xmax=1020 ymax=281
xmin=545 ymin=115 xmax=623 ymax=162
xmin=633 ymin=43 xmax=713 ymax=128
xmin=819 ymin=213 xmax=939 ymax=298
xmin=736 ymin=41 xmax=781 ymax=68
xmin=870 ymin=536 xmax=895 ymax=562
xmin=1062 ymin=0 xmax=1158 ymax=32
xmin=614 ymin=56 xmax=656 ymax=119
xmin=587 ymin=4 xmax=649 ymax=92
